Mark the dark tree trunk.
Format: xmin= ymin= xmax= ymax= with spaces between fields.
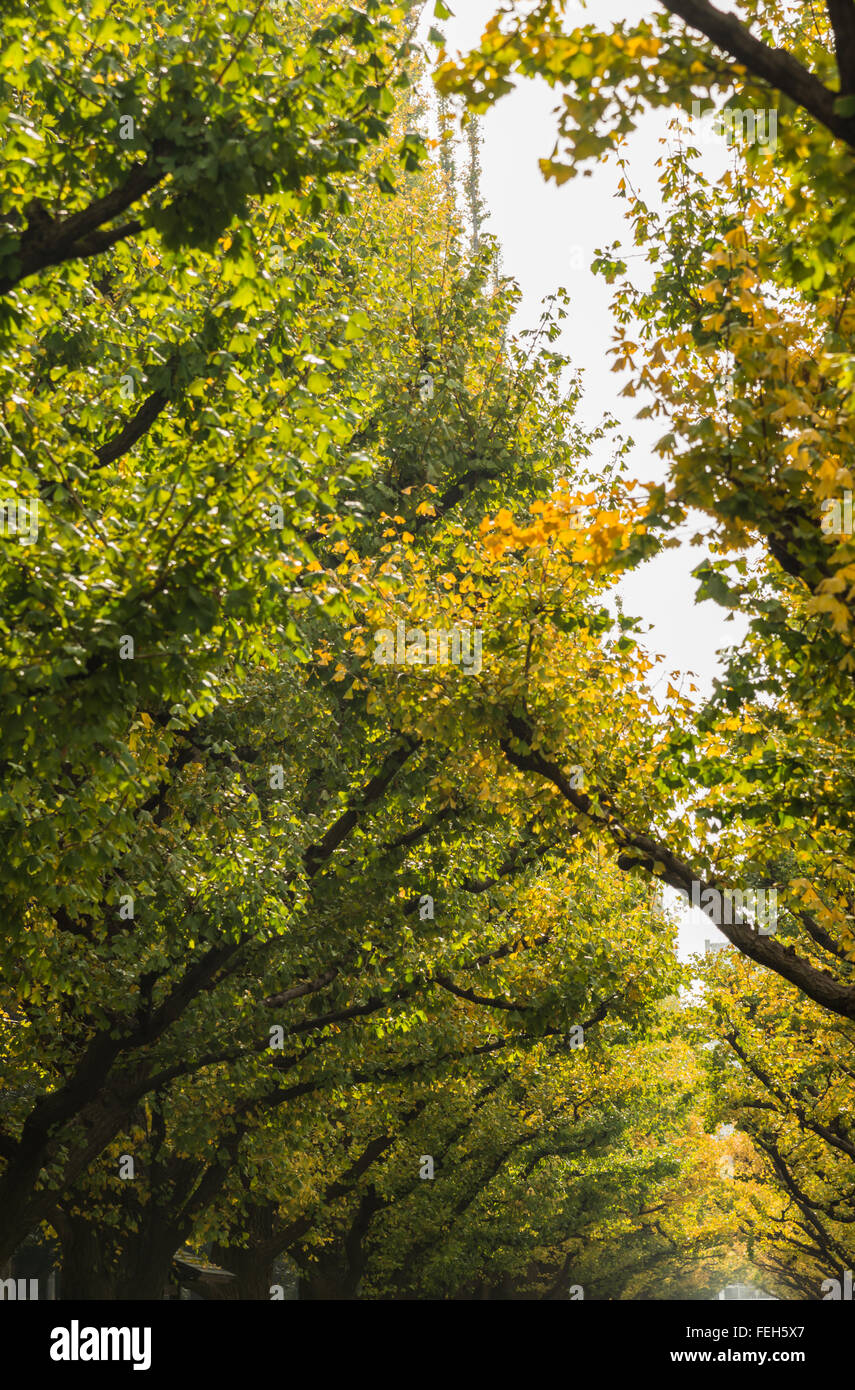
xmin=55 ymin=1205 xmax=179 ymax=1300
xmin=114 ymin=1235 xmax=178 ymax=1301
xmin=54 ymin=1212 xmax=117 ymax=1300
xmin=211 ymin=1244 xmax=275 ymax=1300
xmin=212 ymin=1201 xmax=278 ymax=1300
xmin=297 ymin=1261 xmax=360 ymax=1300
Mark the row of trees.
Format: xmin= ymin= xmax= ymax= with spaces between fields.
xmin=0 ymin=0 xmax=852 ymax=1297
xmin=438 ymin=0 xmax=855 ymax=1297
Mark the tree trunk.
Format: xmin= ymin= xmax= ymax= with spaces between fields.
xmin=298 ymin=1261 xmax=359 ymax=1300
xmin=55 ymin=1205 xmax=178 ymax=1300
xmin=211 ymin=1243 xmax=275 ymax=1300
xmin=213 ymin=1201 xmax=278 ymax=1300
xmin=54 ymin=1212 xmax=117 ymax=1300
xmin=114 ymin=1216 xmax=182 ymax=1300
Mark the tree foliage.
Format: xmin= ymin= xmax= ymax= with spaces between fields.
xmin=2 ymin=0 xmax=852 ymax=1300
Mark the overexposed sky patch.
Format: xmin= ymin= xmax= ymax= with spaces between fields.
xmin=419 ymin=0 xmax=753 ymax=959
xmin=422 ymin=0 xmax=749 ymax=705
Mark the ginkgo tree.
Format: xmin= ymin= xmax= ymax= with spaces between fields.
xmin=3 ymin=0 xmax=843 ymax=1301
xmin=0 ymin=1 xmax=691 ymax=1299
xmin=433 ymin=0 xmax=855 ymax=1028
xmin=0 ymin=0 xmax=436 ymax=1265
xmin=692 ymin=947 xmax=855 ymax=1299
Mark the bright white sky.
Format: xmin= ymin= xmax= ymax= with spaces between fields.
xmin=419 ymin=0 xmax=749 ymax=957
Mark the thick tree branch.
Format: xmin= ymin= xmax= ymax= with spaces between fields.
xmin=826 ymin=0 xmax=855 ymax=94
xmin=726 ymin=1032 xmax=855 ymax=1161
xmin=303 ymin=737 xmax=420 ymax=877
xmin=500 ymin=713 xmax=855 ymax=1021
xmin=0 ymin=156 xmax=167 ymax=294
xmin=661 ymin=0 xmax=855 ymax=141
xmin=94 ymin=388 xmax=170 ymax=468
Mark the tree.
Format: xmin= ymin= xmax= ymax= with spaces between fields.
xmin=1 ymin=4 xmax=685 ymax=1296
xmin=4 ymin=0 xmax=845 ymax=1299
xmin=432 ymin=0 xmax=855 ymax=1025
xmin=0 ymin=0 xmax=429 ymax=1262
xmin=693 ymin=948 xmax=855 ymax=1299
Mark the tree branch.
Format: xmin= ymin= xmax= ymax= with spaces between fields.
xmin=500 ymin=712 xmax=855 ymax=1021
xmin=0 ymin=156 xmax=166 ymax=294
xmin=826 ymin=0 xmax=855 ymax=94
xmin=662 ymin=0 xmax=855 ymax=141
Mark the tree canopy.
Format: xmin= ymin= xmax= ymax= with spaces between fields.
xmin=1 ymin=0 xmax=853 ymax=1304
